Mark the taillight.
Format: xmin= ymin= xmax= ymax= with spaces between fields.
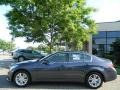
xmin=108 ymin=63 xmax=114 ymax=68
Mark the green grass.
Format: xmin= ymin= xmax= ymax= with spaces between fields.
xmin=116 ymin=66 xmax=120 ymax=75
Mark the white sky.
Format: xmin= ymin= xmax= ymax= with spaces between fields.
xmin=0 ymin=0 xmax=120 ymax=48
xmin=87 ymin=0 xmax=120 ymax=22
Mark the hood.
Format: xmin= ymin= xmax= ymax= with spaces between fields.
xmin=10 ymin=59 xmax=38 ymax=70
xmin=16 ymin=59 xmax=38 ymax=65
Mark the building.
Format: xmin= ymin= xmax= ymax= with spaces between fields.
xmin=89 ymin=21 xmax=120 ymax=57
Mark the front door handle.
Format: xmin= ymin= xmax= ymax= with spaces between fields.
xmin=60 ymin=65 xmax=65 ymax=70
xmin=57 ymin=65 xmax=65 ymax=71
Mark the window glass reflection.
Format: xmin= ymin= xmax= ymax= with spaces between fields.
xmin=107 ymin=31 xmax=120 ymax=37
xmin=107 ymin=38 xmax=116 ymax=44
xmin=92 ymin=31 xmax=120 ymax=57
xmin=94 ymin=38 xmax=106 ymax=44
xmin=106 ymin=45 xmax=112 ymax=52
xmin=93 ymin=31 xmax=106 ymax=38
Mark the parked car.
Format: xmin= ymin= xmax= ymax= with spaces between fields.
xmin=8 ymin=51 xmax=117 ymax=89
xmin=11 ymin=49 xmax=18 ymax=56
xmin=12 ymin=49 xmax=45 ymax=62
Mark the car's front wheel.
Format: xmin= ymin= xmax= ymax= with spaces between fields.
xmin=86 ymin=72 xmax=103 ymax=89
xmin=14 ymin=71 xmax=30 ymax=87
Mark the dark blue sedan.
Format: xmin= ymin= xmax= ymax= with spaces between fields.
xmin=7 ymin=51 xmax=117 ymax=89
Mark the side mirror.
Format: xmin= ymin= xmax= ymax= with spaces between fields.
xmin=42 ymin=60 xmax=49 ymax=65
xmin=41 ymin=56 xmax=45 ymax=59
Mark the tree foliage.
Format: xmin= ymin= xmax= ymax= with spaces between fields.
xmin=0 ymin=39 xmax=15 ymax=51
xmin=0 ymin=0 xmax=96 ymax=53
xmin=111 ymin=39 xmax=120 ymax=64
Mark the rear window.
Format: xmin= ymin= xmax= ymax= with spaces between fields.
xmin=84 ymin=54 xmax=91 ymax=62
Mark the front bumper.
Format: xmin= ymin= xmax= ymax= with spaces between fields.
xmin=7 ymin=76 xmax=10 ymax=81
xmin=13 ymin=57 xmax=18 ymax=60
xmin=7 ymin=69 xmax=14 ymax=82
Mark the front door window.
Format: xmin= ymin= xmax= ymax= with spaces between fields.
xmin=46 ymin=53 xmax=68 ymax=63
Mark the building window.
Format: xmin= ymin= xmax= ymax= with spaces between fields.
xmin=107 ymin=31 xmax=120 ymax=38
xmin=93 ymin=38 xmax=106 ymax=44
xmin=92 ymin=31 xmax=120 ymax=57
xmin=93 ymin=31 xmax=106 ymax=38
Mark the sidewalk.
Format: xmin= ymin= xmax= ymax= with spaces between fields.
xmin=0 ymin=55 xmax=12 ymax=60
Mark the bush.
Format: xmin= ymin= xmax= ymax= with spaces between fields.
xmin=116 ymin=65 xmax=120 ymax=75
xmin=104 ymin=54 xmax=114 ymax=62
xmin=111 ymin=39 xmax=120 ymax=65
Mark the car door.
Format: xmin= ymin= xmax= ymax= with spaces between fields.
xmin=31 ymin=52 xmax=69 ymax=81
xmin=62 ymin=52 xmax=87 ymax=81
xmin=24 ymin=50 xmax=34 ymax=59
xmin=32 ymin=51 xmax=42 ymax=59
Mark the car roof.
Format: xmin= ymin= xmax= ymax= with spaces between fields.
xmin=17 ymin=49 xmax=32 ymax=51
xmin=55 ymin=51 xmax=85 ymax=53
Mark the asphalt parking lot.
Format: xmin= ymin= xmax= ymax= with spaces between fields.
xmin=0 ymin=55 xmax=120 ymax=90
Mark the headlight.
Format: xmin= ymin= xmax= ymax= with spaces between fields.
xmin=10 ymin=64 xmax=18 ymax=71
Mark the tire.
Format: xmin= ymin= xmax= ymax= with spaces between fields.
xmin=18 ymin=56 xmax=25 ymax=62
xmin=13 ymin=71 xmax=30 ymax=87
xmin=86 ymin=72 xmax=103 ymax=89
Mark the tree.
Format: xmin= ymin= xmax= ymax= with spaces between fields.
xmin=0 ymin=0 xmax=96 ymax=53
xmin=0 ymin=39 xmax=15 ymax=51
xmin=111 ymin=39 xmax=120 ymax=64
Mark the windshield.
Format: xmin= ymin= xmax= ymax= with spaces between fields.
xmin=38 ymin=53 xmax=53 ymax=61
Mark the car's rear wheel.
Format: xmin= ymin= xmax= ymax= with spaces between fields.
xmin=13 ymin=71 xmax=30 ymax=87
xmin=18 ymin=56 xmax=25 ymax=62
xmin=86 ymin=72 xmax=103 ymax=89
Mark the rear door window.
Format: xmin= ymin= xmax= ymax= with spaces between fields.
xmin=69 ymin=53 xmax=84 ymax=62
xmin=25 ymin=50 xmax=32 ymax=54
xmin=69 ymin=53 xmax=91 ymax=62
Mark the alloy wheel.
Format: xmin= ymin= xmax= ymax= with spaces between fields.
xmin=87 ymin=72 xmax=103 ymax=89
xmin=14 ymin=71 xmax=30 ymax=87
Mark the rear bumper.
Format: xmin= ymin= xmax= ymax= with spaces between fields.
xmin=104 ymin=68 xmax=117 ymax=82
